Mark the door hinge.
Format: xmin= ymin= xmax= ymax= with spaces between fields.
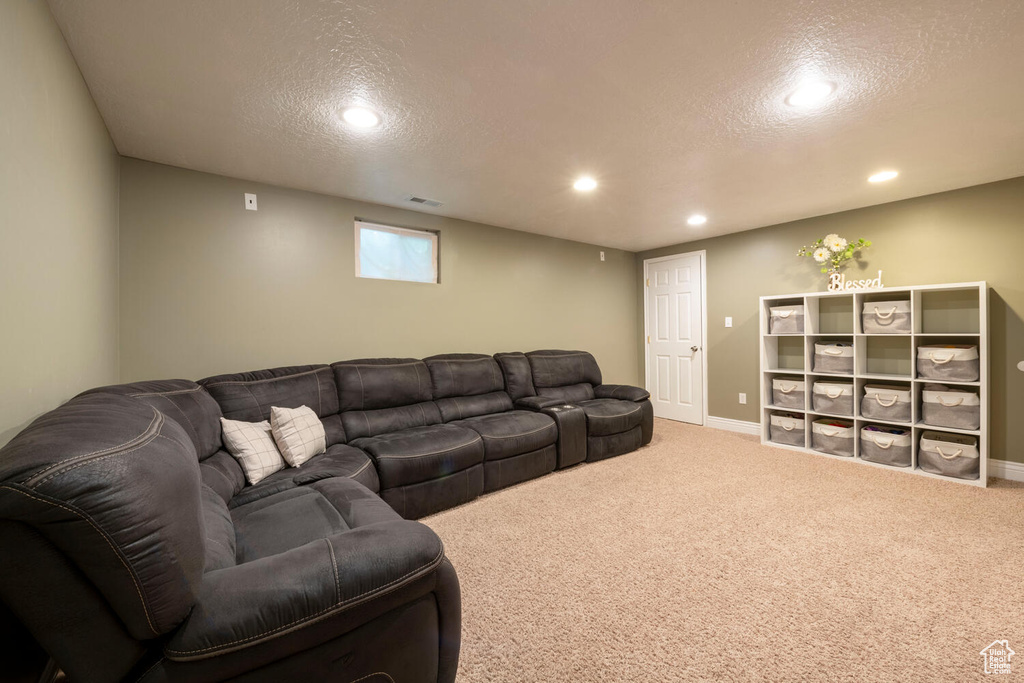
xmin=647 ymin=335 xmax=651 ymax=344
xmin=646 ymin=278 xmax=650 ymax=287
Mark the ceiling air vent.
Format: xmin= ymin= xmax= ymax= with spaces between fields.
xmin=404 ymin=195 xmax=444 ymax=208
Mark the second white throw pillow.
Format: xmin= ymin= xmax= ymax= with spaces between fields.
xmin=270 ymin=405 xmax=326 ymax=467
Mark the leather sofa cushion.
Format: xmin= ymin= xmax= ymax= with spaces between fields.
xmin=341 ymin=401 xmax=443 ymax=441
xmin=200 ymin=485 xmax=236 ymax=572
xmin=80 ymin=380 xmax=223 ymax=460
xmin=201 ymin=366 xmax=345 ymax=446
xmin=578 ymin=398 xmax=645 ymax=436
xmin=333 ymin=359 xmax=433 ymax=411
xmin=494 ymin=352 xmax=536 ymax=400
xmin=352 ymin=425 xmax=484 ymax=489
xmin=424 ymin=354 xmax=504 ymax=398
xmin=527 ymin=350 xmax=602 ymax=388
xmin=231 ymin=479 xmax=399 ymax=564
xmin=537 ymin=383 xmax=596 ymax=403
xmin=453 ymin=410 xmax=557 ymax=461
xmin=0 ymin=394 xmax=205 ymax=639
xmin=435 ymin=391 xmax=513 ymax=422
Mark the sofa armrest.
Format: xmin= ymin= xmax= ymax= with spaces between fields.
xmin=164 ymin=520 xmax=444 ymax=662
xmin=514 ymin=396 xmax=566 ymax=411
xmin=594 ymin=384 xmax=650 ymax=402
xmin=540 ymin=405 xmax=587 ymax=469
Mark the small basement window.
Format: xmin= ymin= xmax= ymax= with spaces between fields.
xmin=354 ymin=220 xmax=438 ymax=284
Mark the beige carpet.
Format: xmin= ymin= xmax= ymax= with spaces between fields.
xmin=423 ymin=418 xmax=1024 ymax=682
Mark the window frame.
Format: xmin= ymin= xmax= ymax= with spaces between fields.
xmin=353 ymin=220 xmax=439 ymax=284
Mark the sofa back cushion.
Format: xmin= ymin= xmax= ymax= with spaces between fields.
xmin=333 ymin=359 xmax=441 ymax=439
xmin=425 ymin=353 xmax=512 ymax=421
xmin=494 ymin=352 xmax=537 ymax=401
xmin=527 ymin=350 xmax=602 ymax=390
xmin=80 ymin=380 xmax=223 ymax=461
xmin=200 ymin=365 xmax=345 ymax=447
xmin=0 ymin=393 xmax=205 ymax=640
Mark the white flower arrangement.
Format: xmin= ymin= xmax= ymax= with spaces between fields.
xmin=798 ymin=235 xmax=871 ymax=274
xmin=823 ymin=234 xmax=847 ymax=252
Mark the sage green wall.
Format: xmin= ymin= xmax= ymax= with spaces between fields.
xmin=638 ymin=176 xmax=1024 ymax=464
xmin=0 ymin=1 xmax=120 ymax=446
xmin=119 ymin=158 xmax=639 ymax=385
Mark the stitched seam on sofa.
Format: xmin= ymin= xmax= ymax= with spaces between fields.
xmin=338 ymin=361 xmax=424 ymax=368
xmin=242 ymin=385 xmax=265 ymax=420
xmin=129 ymin=386 xmax=204 ymax=398
xmin=418 ymin=403 xmax=429 ymax=424
xmin=2 ymin=485 xmax=159 ymax=636
xmin=24 ymin=409 xmax=162 ymax=485
xmin=374 ymin=435 xmax=483 ymax=459
xmin=30 ymin=435 xmax=168 ymax=489
xmin=316 ymin=376 xmax=323 ymax=415
xmin=346 ymin=460 xmax=372 ymax=478
xmin=445 ymin=360 xmax=455 ymax=397
xmin=134 ymin=656 xmax=165 ymax=682
xmin=203 ymin=368 xmax=326 ymax=386
xmin=355 ymin=366 xmax=366 ymax=410
xmin=325 ymin=538 xmax=340 ymax=604
xmin=347 ymin=673 xmax=396 ymax=683
xmin=589 ymin=405 xmax=642 ymax=421
xmin=163 ymin=544 xmax=445 ymax=657
xmin=164 ymin=399 xmax=200 ymax=444
xmin=480 ymin=424 xmax=556 ymax=440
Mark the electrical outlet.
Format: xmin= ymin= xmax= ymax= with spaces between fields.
xmin=244 ymin=193 xmax=257 ymax=211
xmin=725 ymin=316 xmax=733 ymax=328
xmin=600 ymin=251 xmax=605 ymax=261
xmin=1018 ymin=361 xmax=1024 ymax=371
xmin=738 ymin=393 xmax=747 ymax=405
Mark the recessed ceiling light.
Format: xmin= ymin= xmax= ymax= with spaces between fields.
xmin=573 ymin=176 xmax=598 ymax=192
xmin=341 ymin=106 xmax=380 ymax=128
xmin=785 ymin=80 xmax=836 ymax=108
xmin=687 ymin=214 xmax=707 ymax=226
xmin=868 ymin=170 xmax=899 ymax=183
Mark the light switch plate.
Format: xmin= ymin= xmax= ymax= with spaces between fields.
xmin=244 ymin=193 xmax=257 ymax=210
xmin=738 ymin=393 xmax=747 ymax=404
xmin=725 ymin=316 xmax=733 ymax=328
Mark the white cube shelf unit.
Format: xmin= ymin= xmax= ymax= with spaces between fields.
xmin=759 ymin=282 xmax=989 ymax=487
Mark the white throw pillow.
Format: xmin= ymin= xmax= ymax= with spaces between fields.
xmin=270 ymin=405 xmax=326 ymax=467
xmin=220 ymin=417 xmax=286 ymax=485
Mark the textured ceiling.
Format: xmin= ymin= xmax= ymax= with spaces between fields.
xmin=47 ymin=0 xmax=1024 ymax=251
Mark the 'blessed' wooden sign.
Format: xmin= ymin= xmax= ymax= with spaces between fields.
xmin=828 ymin=270 xmax=884 ymax=292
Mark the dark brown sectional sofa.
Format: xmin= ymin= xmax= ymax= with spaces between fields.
xmin=0 ymin=350 xmax=652 ymax=682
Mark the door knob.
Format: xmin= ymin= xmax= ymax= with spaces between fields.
xmin=691 ymin=345 xmax=700 ymax=353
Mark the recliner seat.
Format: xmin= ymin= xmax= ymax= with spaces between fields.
xmin=425 ymin=353 xmax=558 ymax=493
xmin=518 ymin=350 xmax=654 ymax=462
xmin=333 ymin=358 xmax=485 ymax=519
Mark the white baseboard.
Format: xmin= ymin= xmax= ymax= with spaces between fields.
xmin=990 ymin=459 xmax=1024 ymax=483
xmin=705 ymin=416 xmax=761 ymax=436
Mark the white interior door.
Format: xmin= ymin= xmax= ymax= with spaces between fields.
xmin=645 ymin=253 xmax=705 ymax=424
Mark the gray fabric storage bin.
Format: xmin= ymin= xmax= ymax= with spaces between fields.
xmin=859 ymin=427 xmax=911 ymax=467
xmin=812 ymin=381 xmax=853 ymax=416
xmin=861 ymin=384 xmax=912 ymax=423
xmin=917 ymin=345 xmax=980 ymax=382
xmin=921 ymin=384 xmax=981 ymax=430
xmin=811 ymin=419 xmax=854 ymax=457
xmin=813 ymin=341 xmax=853 ymax=374
xmin=918 ymin=431 xmax=980 ymax=480
xmin=772 ymin=377 xmax=805 ymax=409
xmin=769 ymin=305 xmax=804 ymax=334
xmin=770 ymin=412 xmax=805 ymax=447
xmin=862 ymin=300 xmax=911 ymax=334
